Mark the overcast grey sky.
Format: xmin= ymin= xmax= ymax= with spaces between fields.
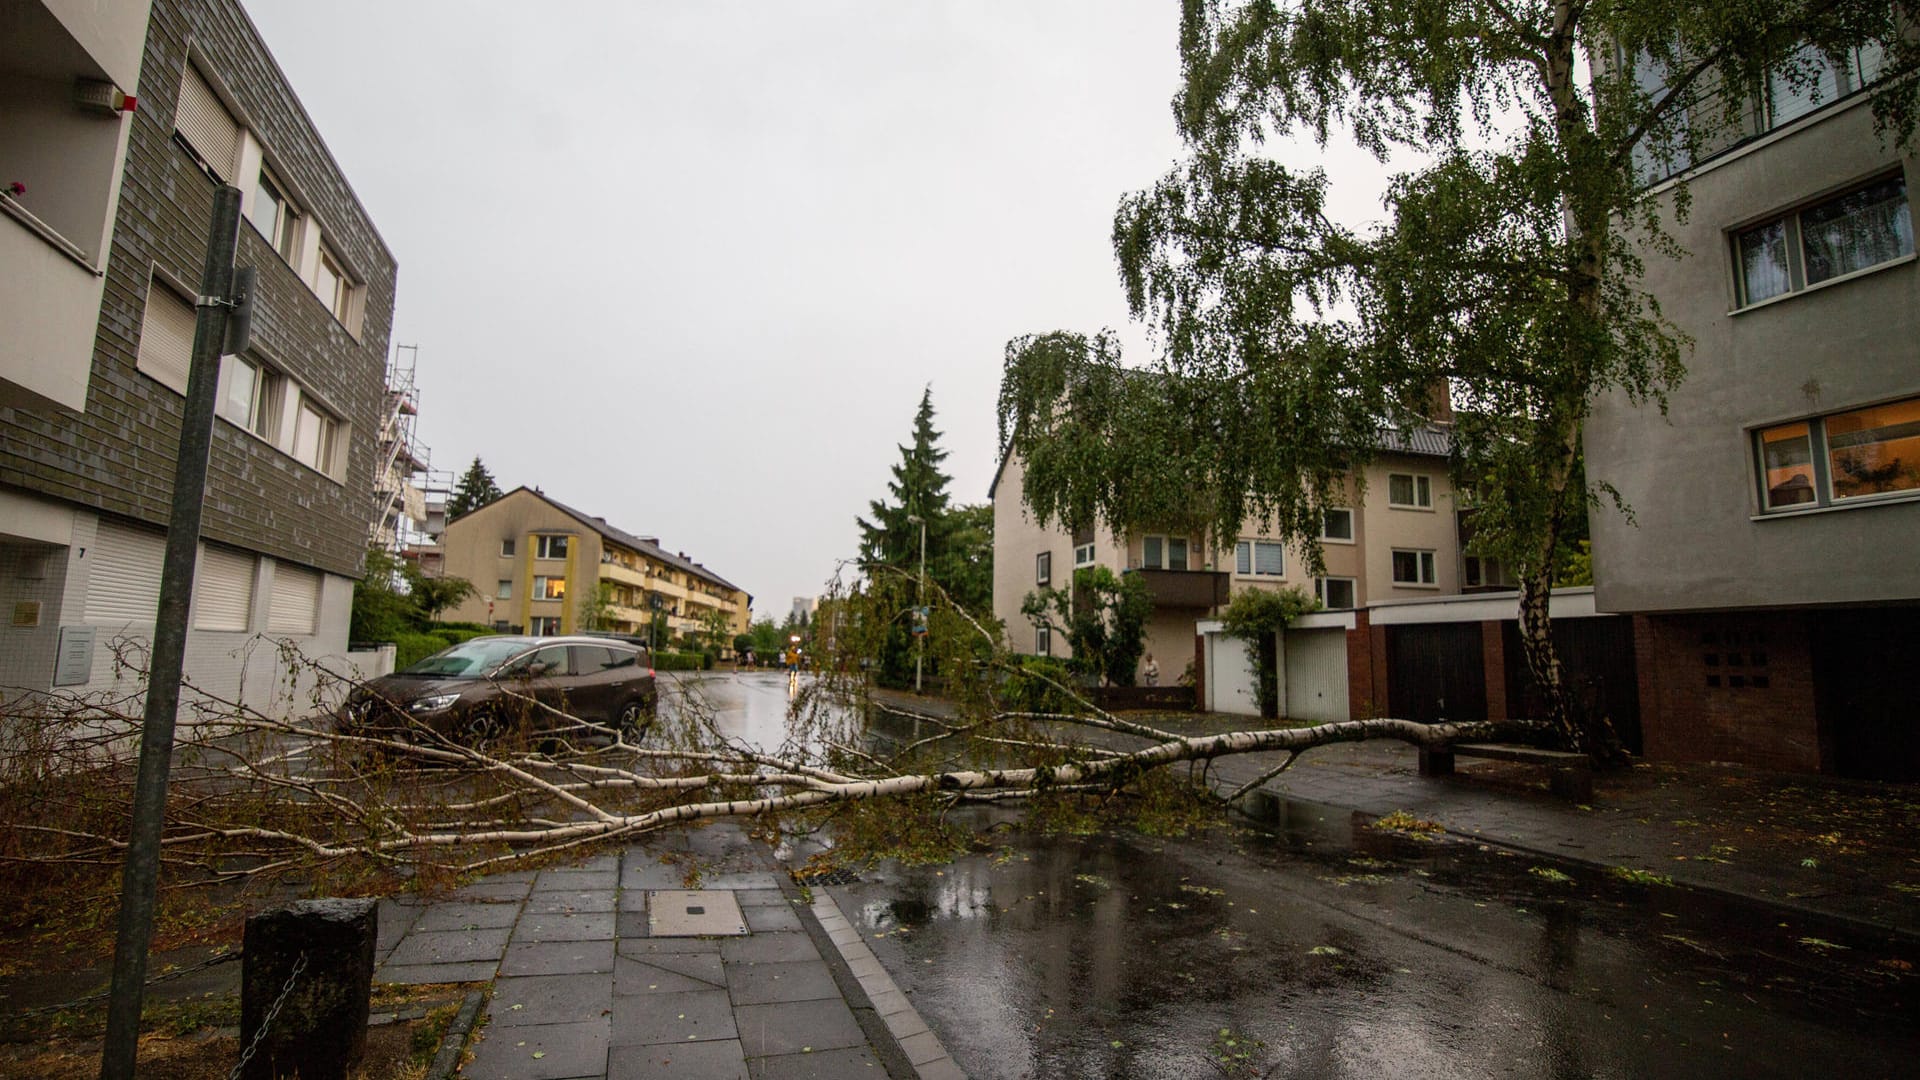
xmin=237 ymin=1 xmax=1387 ymax=616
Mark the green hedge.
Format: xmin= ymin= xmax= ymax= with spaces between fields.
xmin=394 ymin=632 xmax=448 ymax=670
xmin=653 ymin=650 xmax=707 ymax=672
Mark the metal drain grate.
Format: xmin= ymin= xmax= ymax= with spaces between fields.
xmin=791 ymin=867 xmax=861 ymax=886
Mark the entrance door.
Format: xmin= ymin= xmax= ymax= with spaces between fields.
xmin=1816 ymin=608 xmax=1919 ymax=782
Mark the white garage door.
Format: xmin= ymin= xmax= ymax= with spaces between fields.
xmin=1284 ymin=627 xmax=1350 ymax=724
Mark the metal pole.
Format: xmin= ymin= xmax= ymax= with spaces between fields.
xmin=100 ymin=184 xmax=244 ymax=1080
xmin=914 ymin=515 xmax=926 ymax=693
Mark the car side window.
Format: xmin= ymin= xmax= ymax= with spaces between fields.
xmin=603 ymin=646 xmax=637 ymax=670
xmin=571 ymin=645 xmax=617 ymax=672
xmin=522 ymin=645 xmax=571 ymax=677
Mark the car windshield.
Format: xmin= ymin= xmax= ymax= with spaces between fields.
xmin=401 ymin=638 xmax=531 ymax=677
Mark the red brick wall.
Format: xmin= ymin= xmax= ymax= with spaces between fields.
xmin=1481 ymin=620 xmax=1508 ymax=724
xmin=1634 ymin=612 xmax=1821 ymax=772
xmin=1346 ymin=610 xmax=1378 ymax=720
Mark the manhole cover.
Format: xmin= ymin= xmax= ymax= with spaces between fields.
xmin=648 ymin=890 xmax=747 ymax=936
xmin=791 ymin=867 xmax=860 ymax=886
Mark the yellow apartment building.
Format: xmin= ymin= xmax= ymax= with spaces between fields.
xmin=438 ymin=487 xmax=750 ymax=645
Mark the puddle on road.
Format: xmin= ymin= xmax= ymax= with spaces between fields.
xmin=830 ymin=806 xmax=1918 ymax=1080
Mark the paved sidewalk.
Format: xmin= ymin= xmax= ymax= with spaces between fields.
xmin=373 ymin=822 xmax=961 ymax=1079
xmin=872 ymin=689 xmax=1920 ymax=943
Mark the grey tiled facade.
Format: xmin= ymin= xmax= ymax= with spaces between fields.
xmin=0 ymin=0 xmax=396 ymax=581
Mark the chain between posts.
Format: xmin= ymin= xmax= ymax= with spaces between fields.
xmin=227 ymin=951 xmax=307 ymax=1080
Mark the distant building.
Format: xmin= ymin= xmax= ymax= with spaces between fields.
xmin=790 ymin=596 xmax=816 ymax=627
xmin=1586 ymin=44 xmax=1918 ymax=779
xmin=438 ymin=488 xmax=751 ymax=646
xmin=989 ymin=426 xmax=1463 ymax=681
xmin=1 ymin=0 xmax=397 ymax=709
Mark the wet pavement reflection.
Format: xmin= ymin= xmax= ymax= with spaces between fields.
xmin=827 ymin=808 xmax=1918 ymax=1079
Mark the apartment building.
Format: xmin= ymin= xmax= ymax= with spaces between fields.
xmin=0 ymin=0 xmax=397 ymax=708
xmin=990 ymin=426 xmax=1461 ymax=682
xmin=438 ymin=488 xmax=751 ymax=644
xmin=1587 ymin=40 xmax=1918 ymax=778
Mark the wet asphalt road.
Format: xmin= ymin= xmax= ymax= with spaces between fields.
xmin=690 ymin=674 xmax=1920 ymax=1078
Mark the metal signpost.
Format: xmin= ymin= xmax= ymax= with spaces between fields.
xmin=100 ymin=185 xmax=251 ymax=1079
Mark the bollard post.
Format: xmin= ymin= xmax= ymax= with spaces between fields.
xmin=239 ymin=899 xmax=378 ymax=1080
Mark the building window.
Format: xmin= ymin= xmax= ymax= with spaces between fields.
xmin=1464 ymin=555 xmax=1519 ymax=590
xmin=1388 ymin=474 xmax=1432 ymax=509
xmin=136 ymin=279 xmax=196 ymax=394
xmin=530 ymin=616 xmax=562 ymax=636
xmin=1391 ymin=548 xmax=1438 ymax=586
xmin=1035 ymin=551 xmax=1051 ymax=586
xmin=501 ymin=538 xmax=516 ymax=557
xmin=1234 ymin=539 xmax=1285 ymax=577
xmin=533 ymin=575 xmax=567 ymax=600
xmin=174 ymin=63 xmax=239 ymax=180
xmin=536 ymin=534 xmax=570 ymax=560
xmin=1766 ymin=41 xmax=1886 ymax=130
xmin=1315 ymin=577 xmax=1356 ymax=610
xmin=290 ymin=398 xmax=341 ymax=475
xmin=1143 ymin=535 xmax=1191 ymax=570
xmin=1036 ymin=623 xmax=1050 ymax=656
xmin=1756 ymin=395 xmax=1920 ymax=511
xmin=497 ymin=579 xmax=513 ymax=600
xmin=249 ymin=169 xmax=300 ymax=260
xmin=219 ymin=355 xmax=281 ymax=439
xmin=1735 ymin=174 xmax=1912 ymax=307
xmin=1321 ymin=508 xmax=1355 ymax=542
xmin=1074 ymin=542 xmax=1096 ymax=567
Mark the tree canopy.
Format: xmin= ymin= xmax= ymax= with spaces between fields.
xmin=446 ymin=456 xmax=504 ymax=520
xmin=857 ymin=388 xmax=993 ymax=614
xmin=1000 ymin=0 xmax=1915 ymax=758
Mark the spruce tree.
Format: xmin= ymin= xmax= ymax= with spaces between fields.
xmin=857 ymin=388 xmax=955 ymax=577
xmin=446 ymin=456 xmax=503 ymax=521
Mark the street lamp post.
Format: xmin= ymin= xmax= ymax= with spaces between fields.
xmin=906 ymin=513 xmax=926 ymax=693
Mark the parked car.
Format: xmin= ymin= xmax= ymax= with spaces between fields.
xmin=340 ymin=635 xmax=656 ymax=748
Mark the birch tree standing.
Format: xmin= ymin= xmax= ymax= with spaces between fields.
xmin=1003 ymin=0 xmax=1915 ymax=760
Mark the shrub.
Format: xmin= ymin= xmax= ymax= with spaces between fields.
xmin=1003 ymin=656 xmax=1083 ymax=714
xmin=653 ymin=650 xmax=706 ymax=672
xmin=394 ymin=632 xmax=447 ymax=670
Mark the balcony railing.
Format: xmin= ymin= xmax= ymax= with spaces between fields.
xmin=1127 ymin=567 xmax=1230 ymax=608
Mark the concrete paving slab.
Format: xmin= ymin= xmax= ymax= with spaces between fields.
xmin=375 ymin=959 xmax=499 ymax=985
xmin=724 ymin=959 xmax=839 ymax=1006
xmin=896 ymin=1029 xmax=947 ymax=1066
xmin=535 ymin=869 xmax=619 ymax=891
xmin=881 ymin=1007 xmax=929 ymax=1041
xmin=696 ymin=872 xmax=782 ymax=890
xmin=614 ymin=953 xmax=727 ymax=995
xmin=450 ymin=879 xmax=535 ymax=902
xmin=413 ymin=901 xmax=524 ymax=933
xmin=513 ymin=911 xmax=617 ymax=943
xmin=733 ymin=889 xmax=787 ymax=907
xmin=382 ymin=926 xmax=513 ymax=967
xmin=609 ymin=988 xmax=738 ymax=1046
xmin=621 ymin=863 xmax=693 ymax=890
xmin=489 ymin=972 xmax=615 ymax=1028
xmin=463 ymin=1018 xmax=609 ymax=1080
xmin=718 ymin=932 xmax=819 ymax=965
xmin=501 ymin=939 xmax=616 ymax=976
xmin=912 ymin=1056 xmax=967 ymax=1080
xmin=732 ymin=999 xmax=866 ymax=1058
xmin=374 ymin=898 xmax=420 ymax=959
xmin=864 ymin=988 xmax=911 ymax=1018
xmin=746 ymin=1045 xmax=887 ymax=1079
xmin=526 ymin=889 xmax=619 ymax=914
xmin=742 ymin=904 xmax=802 ymax=933
xmin=618 ymin=937 xmax=723 ymax=959
xmin=609 ymin=1039 xmax=750 ymax=1080
xmin=617 ymin=889 xmax=651 ymax=913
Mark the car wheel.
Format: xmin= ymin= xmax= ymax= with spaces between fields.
xmin=462 ymin=705 xmax=506 ymax=753
xmin=616 ymin=698 xmax=651 ymax=739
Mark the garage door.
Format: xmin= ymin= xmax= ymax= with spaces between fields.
xmin=1284 ymin=627 xmax=1350 ymax=724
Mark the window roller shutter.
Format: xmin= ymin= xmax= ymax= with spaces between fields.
xmin=137 ymin=283 xmax=196 ymax=394
xmin=85 ymin=521 xmax=166 ymax=626
xmin=268 ymin=565 xmax=321 ymax=635
xmin=193 ymin=545 xmax=254 ymax=631
xmin=175 ymin=64 xmax=239 ymax=180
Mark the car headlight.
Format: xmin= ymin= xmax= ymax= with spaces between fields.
xmin=408 ymin=693 xmax=460 ymax=714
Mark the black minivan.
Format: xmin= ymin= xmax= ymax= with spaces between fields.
xmin=340 ymin=635 xmax=656 ymax=747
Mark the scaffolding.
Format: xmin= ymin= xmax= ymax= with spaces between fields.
xmin=370 ymin=345 xmax=449 ymax=569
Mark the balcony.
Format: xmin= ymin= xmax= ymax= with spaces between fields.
xmin=1127 ymin=567 xmax=1230 ymax=609
xmin=600 ymin=561 xmax=647 ymax=588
